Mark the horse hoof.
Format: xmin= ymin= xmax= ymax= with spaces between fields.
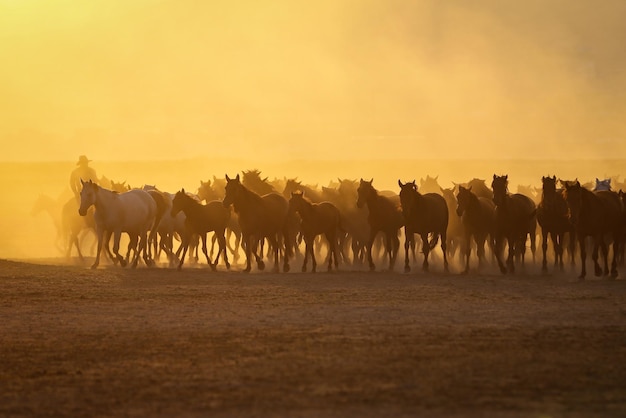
xmin=404 ymin=265 xmax=411 ymax=273
xmin=120 ymin=260 xmax=127 ymax=268
xmin=258 ymin=261 xmax=266 ymax=271
xmin=90 ymin=264 xmax=98 ymax=270
xmin=611 ymin=270 xmax=618 ymax=279
xmin=243 ymin=267 xmax=251 ymax=273
xmin=284 ymin=264 xmax=290 ymax=273
xmin=500 ymin=266 xmax=507 ymax=274
xmin=225 ymin=263 xmax=231 ymax=270
xmin=301 ymin=266 xmax=307 ymax=273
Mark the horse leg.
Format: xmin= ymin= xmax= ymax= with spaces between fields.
xmin=366 ymin=230 xmax=377 ymax=271
xmin=390 ymin=232 xmax=400 ymax=272
xmin=463 ymin=232 xmax=472 ymax=274
xmin=477 ymin=234 xmax=487 ymax=271
xmin=403 ymin=228 xmax=412 ymax=273
xmin=591 ymin=235 xmax=603 ymax=277
xmin=611 ymin=232 xmax=620 ymax=278
xmin=441 ymin=231 xmax=449 ymax=273
xmin=541 ymin=229 xmax=549 ymax=273
xmin=495 ymin=233 xmax=507 ymax=274
xmin=421 ymin=233 xmax=430 ymax=272
xmin=506 ymin=236 xmax=516 ymax=274
xmin=308 ymin=235 xmax=317 ymax=273
xmin=177 ymin=238 xmax=189 ymax=271
xmin=599 ymin=235 xmax=609 ymax=276
xmin=215 ymin=230 xmax=230 ymax=270
xmin=578 ymin=234 xmax=587 ymax=279
xmin=91 ymin=227 xmax=105 ymax=269
xmin=199 ymin=233 xmax=215 ymax=271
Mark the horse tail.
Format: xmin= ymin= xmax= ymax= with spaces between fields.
xmin=147 ymin=190 xmax=168 ymax=231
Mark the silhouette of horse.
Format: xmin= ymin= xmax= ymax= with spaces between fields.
xmin=398 ymin=180 xmax=448 ymax=273
xmin=197 ymin=180 xmax=242 ymax=262
xmin=283 ymin=178 xmax=323 ymax=203
xmin=223 ymin=174 xmax=291 ymax=272
xmin=171 ymin=190 xmax=231 ymax=271
xmin=440 ymin=187 xmax=466 ymax=261
xmin=357 ymin=179 xmax=404 ymax=271
xmin=537 ymin=176 xmax=573 ymax=272
xmin=455 ymin=185 xmax=495 ymax=273
xmin=31 ymin=193 xmax=65 ymax=253
xmin=517 ymin=184 xmax=541 ymax=205
xmin=334 ymin=179 xmax=370 ymax=265
xmin=593 ymin=178 xmax=612 ymax=191
xmin=457 ymin=178 xmax=493 ymax=201
xmin=491 ymin=175 xmax=537 ymax=274
xmin=79 ymin=179 xmax=157 ymax=269
xmin=419 ymin=175 xmax=443 ymax=195
xmin=242 ymin=169 xmax=277 ymax=195
xmin=288 ymin=191 xmax=341 ymax=272
xmin=563 ymin=181 xmax=622 ymax=279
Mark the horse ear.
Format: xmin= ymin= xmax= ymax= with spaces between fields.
xmin=504 ymin=175 xmax=508 ymax=180
xmin=80 ymin=178 xmax=85 ymax=186
xmin=542 ymin=176 xmax=545 ymax=181
xmin=552 ymin=175 xmax=556 ymax=181
xmin=493 ymin=174 xmax=497 ymax=180
xmin=181 ymin=188 xmax=185 ymax=194
xmin=236 ymin=174 xmax=240 ymax=181
xmin=575 ymin=180 xmax=580 ymax=187
xmin=369 ymin=178 xmax=373 ymax=184
xmin=435 ymin=175 xmax=439 ymax=181
xmin=398 ymin=179 xmax=403 ymax=188
xmin=225 ymin=174 xmax=230 ymax=181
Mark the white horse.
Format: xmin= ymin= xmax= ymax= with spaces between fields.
xmin=79 ymin=179 xmax=157 ymax=269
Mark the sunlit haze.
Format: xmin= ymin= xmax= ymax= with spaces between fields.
xmin=2 ymin=0 xmax=626 ymax=259
xmin=2 ymin=0 xmax=625 ymax=161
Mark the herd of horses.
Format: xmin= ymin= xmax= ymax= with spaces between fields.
xmin=33 ymin=169 xmax=626 ymax=279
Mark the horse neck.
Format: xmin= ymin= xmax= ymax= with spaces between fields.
xmin=234 ymin=185 xmax=263 ymax=213
xmin=465 ymin=192 xmax=481 ymax=213
xmin=92 ymin=187 xmax=118 ymax=212
xmin=180 ymin=196 xmax=203 ymax=218
xmin=294 ymin=199 xmax=315 ymax=220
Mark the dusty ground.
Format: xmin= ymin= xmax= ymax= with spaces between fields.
xmin=1 ymin=258 xmax=626 ymax=417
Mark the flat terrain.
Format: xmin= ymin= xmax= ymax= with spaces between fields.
xmin=1 ymin=259 xmax=626 ymax=417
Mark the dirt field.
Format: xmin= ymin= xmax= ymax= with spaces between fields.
xmin=2 ymin=258 xmax=626 ymax=417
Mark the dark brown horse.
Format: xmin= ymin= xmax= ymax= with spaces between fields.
xmin=563 ymin=181 xmax=622 ymax=279
xmin=491 ymin=175 xmax=537 ymax=274
xmin=440 ymin=187 xmax=466 ymax=262
xmin=288 ymin=191 xmax=341 ymax=272
xmin=171 ymin=190 xmax=231 ymax=271
xmin=357 ymin=179 xmax=404 ymax=271
xmin=223 ymin=174 xmax=291 ymax=273
xmin=455 ymin=185 xmax=495 ymax=273
xmin=537 ymin=176 xmax=574 ymax=272
xmin=398 ymin=180 xmax=449 ymax=273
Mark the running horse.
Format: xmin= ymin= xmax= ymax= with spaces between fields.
xmin=536 ymin=176 xmax=573 ymax=272
xmin=288 ymin=191 xmax=342 ymax=272
xmin=491 ymin=175 xmax=537 ymax=274
xmin=357 ymin=179 xmax=404 ymax=271
xmin=563 ymin=181 xmax=622 ymax=279
xmin=455 ymin=185 xmax=495 ymax=273
xmin=223 ymin=174 xmax=292 ymax=273
xmin=78 ymin=179 xmax=157 ymax=269
xmin=171 ymin=190 xmax=231 ymax=271
xmin=398 ymin=180 xmax=448 ymax=273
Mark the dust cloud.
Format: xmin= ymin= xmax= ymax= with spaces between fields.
xmin=1 ymin=0 xmax=625 ymax=161
xmin=1 ymin=1 xmax=626 ymax=259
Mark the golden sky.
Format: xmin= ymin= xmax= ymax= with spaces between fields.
xmin=1 ymin=0 xmax=625 ymax=161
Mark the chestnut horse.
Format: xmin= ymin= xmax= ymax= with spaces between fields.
xmin=223 ymin=174 xmax=292 ymax=273
xmin=171 ymin=190 xmax=231 ymax=271
xmin=455 ymin=185 xmax=495 ymax=273
xmin=537 ymin=176 xmax=573 ymax=272
xmin=563 ymin=181 xmax=622 ymax=279
xmin=288 ymin=191 xmax=342 ymax=272
xmin=357 ymin=179 xmax=404 ymax=271
xmin=398 ymin=180 xmax=449 ymax=273
xmin=491 ymin=175 xmax=537 ymax=274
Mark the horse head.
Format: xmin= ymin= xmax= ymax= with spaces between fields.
xmin=223 ymin=174 xmax=243 ymax=208
xmin=563 ymin=180 xmax=582 ymax=226
xmin=594 ymin=178 xmax=612 ymax=191
xmin=491 ymin=174 xmax=509 ymax=207
xmin=356 ymin=178 xmax=375 ymax=208
xmin=398 ymin=180 xmax=418 ymax=216
xmin=455 ymin=185 xmax=472 ymax=217
xmin=541 ymin=175 xmax=558 ymax=205
xmin=78 ymin=179 xmax=97 ymax=216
